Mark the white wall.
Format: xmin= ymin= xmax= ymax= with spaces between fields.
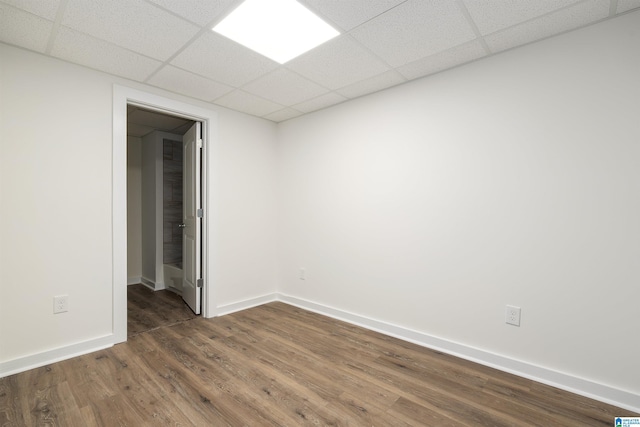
xmin=140 ymin=132 xmax=162 ymax=285
xmin=277 ymin=10 xmax=640 ymax=404
xmin=126 ymin=136 xmax=142 ymax=282
xmin=0 ymin=43 xmax=279 ymax=366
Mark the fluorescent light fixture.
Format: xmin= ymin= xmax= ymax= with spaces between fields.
xmin=213 ymin=0 xmax=339 ymax=64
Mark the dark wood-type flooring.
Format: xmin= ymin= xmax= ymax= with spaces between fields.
xmin=1 ymin=287 xmax=637 ymax=426
xmin=127 ymin=284 xmax=197 ymax=337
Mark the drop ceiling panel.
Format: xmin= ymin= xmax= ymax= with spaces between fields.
xmin=286 ymin=36 xmax=390 ymax=90
xmin=300 ymin=0 xmax=406 ymax=31
xmin=148 ymin=65 xmax=234 ymax=102
xmin=336 ymin=70 xmax=406 ymax=99
xmin=62 ymin=0 xmax=200 ymax=61
xmin=1 ymin=0 xmax=639 ymax=123
xmin=263 ymin=108 xmax=304 ymax=122
xmin=127 ymin=123 xmax=156 ymax=138
xmin=618 ymin=0 xmax=640 ymax=13
xmin=485 ymin=0 xmax=610 ymax=53
xmin=215 ymin=90 xmax=284 ymax=117
xmin=293 ymin=92 xmax=348 ymax=114
xmin=51 ymin=27 xmax=162 ymax=81
xmin=0 ymin=4 xmax=52 ymax=52
xmin=397 ymin=40 xmax=487 ymax=80
xmin=242 ymin=68 xmax=329 ymax=107
xmin=462 ymin=0 xmax=583 ymax=35
xmin=0 ymin=0 xmax=60 ymax=20
xmin=350 ymin=0 xmax=477 ymax=67
xmin=171 ymin=32 xmax=279 ymax=87
xmin=146 ymin=0 xmax=238 ymax=26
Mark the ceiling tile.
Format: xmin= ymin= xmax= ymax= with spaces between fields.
xmin=242 ymin=68 xmax=329 ymax=106
xmin=127 ymin=123 xmax=156 ymax=138
xmin=0 ymin=4 xmax=53 ymax=52
xmin=62 ymin=0 xmax=199 ymax=61
xmin=51 ymin=27 xmax=162 ymax=81
xmin=336 ymin=70 xmax=406 ymax=99
xmin=462 ymin=0 xmax=583 ymax=35
xmin=148 ymin=65 xmax=234 ymax=102
xmin=171 ymin=32 xmax=279 ymax=87
xmin=299 ymin=0 xmax=405 ymax=31
xmin=350 ymin=0 xmax=476 ymax=67
xmin=263 ymin=108 xmax=304 ymax=123
xmin=485 ymin=0 xmax=610 ymax=53
xmin=293 ymin=92 xmax=348 ymax=113
xmin=146 ymin=0 xmax=238 ymax=26
xmin=286 ymin=36 xmax=390 ymax=90
xmin=397 ymin=40 xmax=487 ymax=81
xmin=215 ymin=90 xmax=284 ymax=117
xmin=617 ymin=0 xmax=640 ymax=13
xmin=0 ymin=0 xmax=60 ymax=20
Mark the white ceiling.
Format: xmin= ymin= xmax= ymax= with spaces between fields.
xmin=2 ymin=0 xmax=639 ymax=122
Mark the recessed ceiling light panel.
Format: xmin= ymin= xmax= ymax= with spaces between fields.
xmin=213 ymin=0 xmax=340 ymax=64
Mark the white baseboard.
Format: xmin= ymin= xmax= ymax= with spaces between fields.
xmin=127 ymin=276 xmax=141 ymax=285
xmin=213 ymin=293 xmax=278 ymax=317
xmin=277 ymin=293 xmax=640 ymax=414
xmin=0 ymin=335 xmax=113 ymax=378
xmin=3 ymin=293 xmax=637 ymax=413
xmin=140 ymin=276 xmax=164 ymax=291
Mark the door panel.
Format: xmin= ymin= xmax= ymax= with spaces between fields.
xmin=182 ymin=122 xmax=201 ymax=315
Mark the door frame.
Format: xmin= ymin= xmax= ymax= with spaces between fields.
xmin=112 ymin=85 xmax=216 ymax=344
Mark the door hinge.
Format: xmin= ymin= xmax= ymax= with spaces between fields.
xmin=197 ymin=208 xmax=203 ymax=218
xmin=196 ymin=278 xmax=203 ymax=288
xmin=197 ymin=139 xmax=203 ymax=149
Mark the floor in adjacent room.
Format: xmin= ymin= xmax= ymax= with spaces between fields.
xmin=0 ymin=292 xmax=636 ymax=425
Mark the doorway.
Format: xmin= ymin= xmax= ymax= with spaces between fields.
xmin=126 ymin=106 xmax=203 ymax=334
xmin=113 ymin=86 xmax=215 ymax=343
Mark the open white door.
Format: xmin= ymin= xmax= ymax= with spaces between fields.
xmin=182 ymin=122 xmax=202 ymax=314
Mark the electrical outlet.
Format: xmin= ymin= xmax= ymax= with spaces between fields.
xmin=299 ymin=267 xmax=306 ymax=280
xmin=505 ymin=305 xmax=521 ymax=326
xmin=54 ymin=295 xmax=68 ymax=314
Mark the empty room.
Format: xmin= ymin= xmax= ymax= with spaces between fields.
xmin=1 ymin=0 xmax=639 ymax=425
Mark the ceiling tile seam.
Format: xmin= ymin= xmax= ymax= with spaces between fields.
xmin=142 ymin=26 xmax=227 ymax=84
xmin=479 ymin=0 xmax=598 ymax=38
xmin=333 ymin=69 xmax=408 ymax=98
xmin=209 ymin=0 xmax=246 ymax=28
xmin=239 ymin=65 xmax=336 ymax=98
xmin=294 ymin=1 xmax=348 ymax=34
xmin=44 ymin=0 xmax=68 ymax=55
xmin=138 ymin=0 xmax=207 ymax=28
xmin=454 ymin=0 xmax=492 ymax=55
xmin=159 ymin=63 xmax=243 ymax=96
xmin=609 ymin=0 xmax=619 ymax=16
xmin=270 ymin=106 xmax=304 ymax=116
xmin=219 ymin=88 xmax=287 ymax=113
xmin=342 ymin=0 xmax=412 ymax=34
xmin=290 ymin=90 xmax=342 ymax=109
xmin=332 ymin=33 xmax=397 ymax=74
xmin=138 ymin=2 xmax=247 ymax=84
xmin=49 ymin=25 xmax=166 ymax=68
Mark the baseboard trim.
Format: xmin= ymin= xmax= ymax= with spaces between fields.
xmin=0 ymin=335 xmax=113 ymax=379
xmin=277 ymin=293 xmax=640 ymax=414
xmin=127 ymin=276 xmax=141 ymax=285
xmin=214 ymin=293 xmax=278 ymax=317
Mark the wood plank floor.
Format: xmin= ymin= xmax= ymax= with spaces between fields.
xmin=1 ymin=298 xmax=637 ymax=426
xmin=127 ymin=284 xmax=197 ymax=337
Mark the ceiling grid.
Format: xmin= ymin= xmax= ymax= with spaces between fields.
xmin=1 ymin=0 xmax=638 ymax=122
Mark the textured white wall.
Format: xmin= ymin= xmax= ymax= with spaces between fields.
xmin=0 ymin=44 xmax=279 ymax=363
xmin=126 ymin=136 xmax=142 ymax=281
xmin=277 ymin=11 xmax=640 ymax=397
